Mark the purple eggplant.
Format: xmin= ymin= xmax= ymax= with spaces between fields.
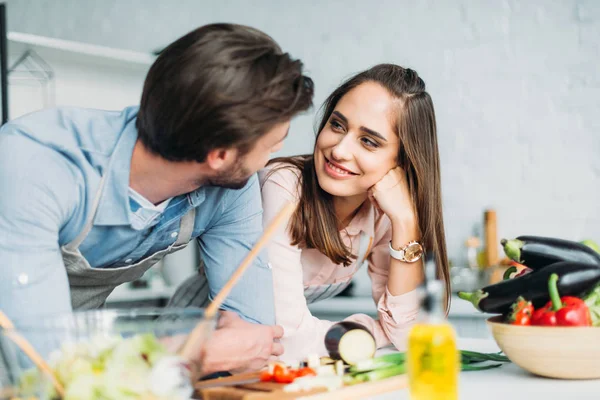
xmin=324 ymin=321 xmax=376 ymax=365
xmin=502 ymin=236 xmax=600 ymax=271
xmin=458 ymin=261 xmax=600 ymax=314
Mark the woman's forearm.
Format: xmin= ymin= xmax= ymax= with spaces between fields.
xmin=387 ymin=217 xmax=424 ymax=296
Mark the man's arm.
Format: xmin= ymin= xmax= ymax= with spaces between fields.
xmin=169 ymin=175 xmax=280 ymax=373
xmin=0 ymin=131 xmax=78 ymax=321
xmin=196 ymin=174 xmax=276 ymax=325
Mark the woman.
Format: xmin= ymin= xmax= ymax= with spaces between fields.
xmin=259 ymin=64 xmax=449 ymax=361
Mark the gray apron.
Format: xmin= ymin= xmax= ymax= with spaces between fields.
xmin=303 ymin=232 xmax=373 ymax=304
xmin=61 ymin=174 xmax=196 ymax=309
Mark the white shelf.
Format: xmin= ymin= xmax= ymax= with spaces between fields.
xmin=7 ymin=32 xmax=156 ymax=68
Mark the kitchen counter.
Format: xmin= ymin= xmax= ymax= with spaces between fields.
xmin=307 ymin=294 xmax=486 ymax=319
xmin=373 ymin=338 xmax=599 ymax=400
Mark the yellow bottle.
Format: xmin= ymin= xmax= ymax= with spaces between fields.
xmin=407 ymin=254 xmax=460 ymax=399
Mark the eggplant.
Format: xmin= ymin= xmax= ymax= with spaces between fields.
xmin=502 ymin=236 xmax=600 ymax=270
xmin=324 ymin=322 xmax=376 ymax=365
xmin=458 ymin=261 xmax=600 ymax=314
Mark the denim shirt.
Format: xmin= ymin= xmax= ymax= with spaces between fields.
xmin=0 ymin=106 xmax=275 ymax=325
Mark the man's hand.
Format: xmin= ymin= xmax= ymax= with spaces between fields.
xmin=201 ymin=311 xmax=284 ymax=375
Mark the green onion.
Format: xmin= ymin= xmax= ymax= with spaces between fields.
xmin=348 ymin=353 xmax=405 ymax=373
xmin=343 ymin=349 xmax=509 ymax=382
xmin=347 ymin=364 xmax=406 ymax=384
xmin=461 ymin=363 xmax=504 ymax=371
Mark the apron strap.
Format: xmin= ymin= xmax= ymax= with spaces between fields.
xmin=174 ymin=207 xmax=196 ymax=246
xmin=64 ymin=174 xmax=108 ymax=251
xmin=357 ymin=231 xmax=374 ymax=266
xmin=65 ymin=174 xmax=196 ymax=251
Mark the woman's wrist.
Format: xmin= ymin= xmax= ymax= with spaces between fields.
xmin=390 ymin=215 xmax=419 ymax=249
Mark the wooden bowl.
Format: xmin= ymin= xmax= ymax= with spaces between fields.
xmin=487 ymin=316 xmax=600 ymax=379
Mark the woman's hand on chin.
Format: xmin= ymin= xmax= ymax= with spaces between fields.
xmin=368 ymin=167 xmax=416 ymax=228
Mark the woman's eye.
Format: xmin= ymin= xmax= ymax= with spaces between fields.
xmin=361 ymin=137 xmax=379 ymax=148
xmin=330 ymin=120 xmax=344 ymax=132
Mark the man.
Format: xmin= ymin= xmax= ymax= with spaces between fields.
xmin=0 ymin=23 xmax=314 ymax=374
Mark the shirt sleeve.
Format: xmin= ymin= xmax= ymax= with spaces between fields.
xmin=345 ymin=221 xmax=420 ymax=351
xmin=0 ymin=130 xmax=79 ymax=322
xmin=259 ymin=167 xmax=337 ymax=362
xmin=195 ymin=174 xmax=275 ymax=325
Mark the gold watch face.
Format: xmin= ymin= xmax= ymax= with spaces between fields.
xmin=404 ymin=242 xmax=424 ymax=262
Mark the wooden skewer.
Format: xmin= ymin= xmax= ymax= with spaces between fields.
xmin=178 ymin=202 xmax=296 ymax=360
xmin=0 ymin=310 xmax=65 ymax=397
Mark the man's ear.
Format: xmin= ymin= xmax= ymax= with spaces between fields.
xmin=205 ymin=148 xmax=237 ymax=171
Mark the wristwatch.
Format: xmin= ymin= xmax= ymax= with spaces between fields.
xmin=389 ymin=240 xmax=424 ymax=263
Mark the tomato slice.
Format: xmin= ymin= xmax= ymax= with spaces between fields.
xmin=259 ymin=370 xmax=273 ymax=382
xmin=295 ymin=367 xmax=317 ymax=378
xmin=273 ymin=364 xmax=296 ymax=383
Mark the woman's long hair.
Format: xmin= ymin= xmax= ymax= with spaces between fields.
xmin=269 ymin=64 xmax=450 ymax=311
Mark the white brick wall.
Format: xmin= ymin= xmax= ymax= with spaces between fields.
xmin=5 ymin=0 xmax=600 ymax=267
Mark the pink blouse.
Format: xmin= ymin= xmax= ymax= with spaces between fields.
xmin=259 ymin=164 xmax=420 ymax=362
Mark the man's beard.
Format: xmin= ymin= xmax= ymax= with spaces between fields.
xmin=207 ymin=156 xmax=252 ymax=190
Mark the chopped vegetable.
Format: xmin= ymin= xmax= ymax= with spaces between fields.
xmin=345 ymin=350 xmax=508 ymax=384
xmin=349 ymin=353 xmax=405 ymax=373
xmin=316 ymin=365 xmax=335 ymax=376
xmin=273 ymin=364 xmax=296 ymax=383
xmin=296 ymin=367 xmax=317 ymax=378
xmin=324 ymin=322 xmax=376 ymax=365
xmin=278 ymin=350 xmax=510 ymax=392
xmin=345 ymin=364 xmax=406 ymax=385
xmin=334 ymin=360 xmax=345 ymax=377
xmin=307 ymin=354 xmax=319 ymax=369
xmin=319 ymin=356 xmax=335 ymax=365
xmin=259 ymin=370 xmax=273 ymax=382
xmin=260 ymin=365 xmax=317 ymax=384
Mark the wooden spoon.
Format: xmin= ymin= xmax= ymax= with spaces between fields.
xmin=178 ymin=202 xmax=296 ymax=361
xmin=0 ymin=310 xmax=65 ymax=397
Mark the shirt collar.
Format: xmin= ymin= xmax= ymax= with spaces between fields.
xmin=93 ymin=106 xmax=208 ymax=226
xmin=94 ymin=108 xmax=138 ymax=226
xmin=188 ymin=188 xmax=206 ymax=207
xmin=344 ymin=200 xmax=376 ymax=238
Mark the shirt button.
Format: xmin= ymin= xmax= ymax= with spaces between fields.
xmin=125 ymin=258 xmax=133 ymax=263
xmin=171 ymin=232 xmax=178 ymax=238
xmin=17 ymin=273 xmax=29 ymax=285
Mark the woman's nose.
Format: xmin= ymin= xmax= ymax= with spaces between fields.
xmin=330 ymin=134 xmax=352 ymax=162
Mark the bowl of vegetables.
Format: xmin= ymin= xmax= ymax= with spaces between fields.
xmin=0 ymin=308 xmax=215 ymax=400
xmin=459 ymin=236 xmax=600 ymax=379
xmin=487 ymin=314 xmax=600 ymax=379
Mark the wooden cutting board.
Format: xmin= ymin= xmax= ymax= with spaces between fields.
xmin=195 ymin=372 xmax=408 ymax=399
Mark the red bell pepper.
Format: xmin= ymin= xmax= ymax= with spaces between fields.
xmin=506 ymin=296 xmax=533 ymax=325
xmin=531 ymin=273 xmax=592 ymax=327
